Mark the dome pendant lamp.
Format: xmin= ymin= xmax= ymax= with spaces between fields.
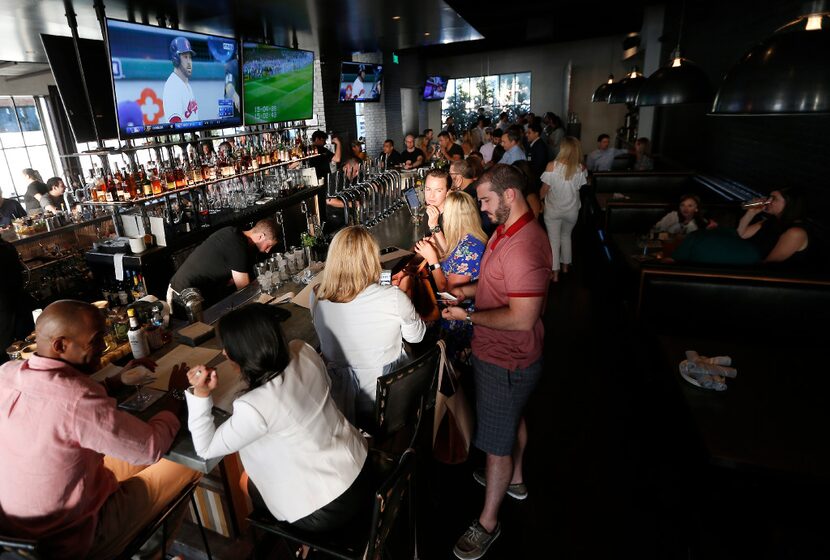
xmin=592 ymin=74 xmax=615 ymax=102
xmin=608 ymin=66 xmax=645 ymax=104
xmin=711 ymin=2 xmax=830 ymax=114
xmin=637 ymin=0 xmax=712 ymax=106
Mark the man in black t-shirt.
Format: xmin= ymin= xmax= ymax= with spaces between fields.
xmin=22 ymin=168 xmax=47 ymax=213
xmin=379 ymin=139 xmax=402 ymax=168
xmin=438 ymin=131 xmax=464 ymax=162
xmin=401 ymin=134 xmax=425 ymax=169
xmin=311 ymin=130 xmax=335 ymax=180
xmin=0 ymin=188 xmax=26 ymax=226
xmin=167 ymin=218 xmax=279 ymax=316
xmin=39 ymin=178 xmax=67 ymax=214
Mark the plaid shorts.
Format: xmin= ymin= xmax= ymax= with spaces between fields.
xmin=471 ymin=355 xmax=542 ymax=456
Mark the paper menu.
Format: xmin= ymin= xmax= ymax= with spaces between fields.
xmin=147 ymin=345 xmax=222 ymax=391
xmin=292 ymin=275 xmax=322 ymax=310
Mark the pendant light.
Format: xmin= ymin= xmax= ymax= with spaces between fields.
xmin=592 ymin=74 xmax=615 ymax=102
xmin=636 ymin=0 xmax=712 ymax=106
xmin=711 ymin=2 xmax=830 ymax=114
xmin=608 ymin=66 xmax=645 ymax=104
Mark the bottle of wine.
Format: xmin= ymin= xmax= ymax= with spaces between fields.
xmin=127 ymin=308 xmax=150 ymax=359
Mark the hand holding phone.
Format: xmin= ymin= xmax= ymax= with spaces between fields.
xmin=437 ymin=291 xmax=458 ymax=302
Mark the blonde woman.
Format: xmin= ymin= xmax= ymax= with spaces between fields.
xmin=310 ymin=226 xmax=426 ymax=422
xmin=414 ymin=191 xmax=487 ymax=359
xmin=540 ymin=136 xmax=588 ymax=282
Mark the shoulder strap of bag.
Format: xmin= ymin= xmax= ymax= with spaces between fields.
xmin=436 ymin=340 xmax=458 ymax=395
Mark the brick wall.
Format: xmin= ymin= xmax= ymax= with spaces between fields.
xmin=310 ymin=59 xmax=327 ymax=133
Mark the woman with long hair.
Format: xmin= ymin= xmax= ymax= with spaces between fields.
xmin=185 ymin=304 xmax=370 ymax=535
xmin=311 ymin=226 xmax=426 ymax=421
xmin=540 ymin=136 xmax=588 ymax=282
xmin=738 ymin=187 xmax=810 ymax=263
xmin=414 ymin=191 xmax=487 ymax=359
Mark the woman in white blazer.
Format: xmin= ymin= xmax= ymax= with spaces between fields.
xmin=185 ymin=303 xmax=369 ymax=532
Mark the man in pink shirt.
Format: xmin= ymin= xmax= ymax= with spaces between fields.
xmin=0 ymin=300 xmax=199 ymax=559
xmin=443 ymin=164 xmax=551 ymax=560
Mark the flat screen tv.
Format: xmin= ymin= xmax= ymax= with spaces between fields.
xmin=242 ymin=43 xmax=314 ymax=125
xmin=423 ymin=76 xmax=448 ymax=101
xmin=338 ymin=62 xmax=382 ymax=102
xmin=40 ymin=34 xmax=119 ymax=143
xmin=104 ymin=18 xmax=242 ymax=138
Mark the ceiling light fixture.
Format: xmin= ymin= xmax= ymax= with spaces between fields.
xmin=392 ymin=16 xmax=401 ymax=21
xmin=608 ymin=66 xmax=645 ymax=104
xmin=711 ymin=1 xmax=830 ymax=114
xmin=592 ymin=74 xmax=615 ymax=103
xmin=636 ymin=0 xmax=712 ymax=106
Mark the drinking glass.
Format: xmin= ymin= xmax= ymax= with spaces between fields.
xmin=636 ymin=234 xmax=650 ymax=257
xmin=121 ymin=367 xmax=156 ymax=404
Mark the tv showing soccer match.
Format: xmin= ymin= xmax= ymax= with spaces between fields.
xmin=338 ymin=62 xmax=383 ymax=102
xmin=242 ymin=43 xmax=314 ymax=125
xmin=104 ymin=18 xmax=242 ymax=138
xmin=423 ymin=76 xmax=448 ymax=101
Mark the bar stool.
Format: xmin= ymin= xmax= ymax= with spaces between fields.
xmin=117 ymin=479 xmax=213 ymax=560
xmin=246 ymin=344 xmax=441 ymax=559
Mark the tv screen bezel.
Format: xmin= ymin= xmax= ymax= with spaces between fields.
xmin=40 ymin=33 xmax=119 ymax=143
xmin=338 ymin=61 xmax=383 ymax=103
xmin=104 ymin=17 xmax=243 ymax=140
xmin=241 ymin=41 xmax=316 ymax=126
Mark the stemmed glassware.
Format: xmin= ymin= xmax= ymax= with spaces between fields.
xmin=121 ymin=367 xmax=157 ymax=404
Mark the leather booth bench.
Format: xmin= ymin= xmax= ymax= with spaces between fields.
xmin=636 ymin=263 xmax=830 ymax=342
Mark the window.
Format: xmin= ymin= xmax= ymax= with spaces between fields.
xmin=0 ymin=96 xmax=60 ymax=200
xmin=441 ymin=72 xmax=531 ymax=131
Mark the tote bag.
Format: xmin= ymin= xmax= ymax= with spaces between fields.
xmin=432 ymin=340 xmax=475 ymax=464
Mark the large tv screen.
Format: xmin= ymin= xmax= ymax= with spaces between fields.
xmin=423 ymin=76 xmax=448 ymax=101
xmin=338 ymin=62 xmax=382 ymax=102
xmin=105 ymin=19 xmax=242 ymax=138
xmin=242 ymin=43 xmax=314 ymax=125
xmin=41 ymin=34 xmax=119 ymax=143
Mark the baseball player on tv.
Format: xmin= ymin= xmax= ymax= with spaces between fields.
xmin=163 ymin=37 xmax=199 ymax=123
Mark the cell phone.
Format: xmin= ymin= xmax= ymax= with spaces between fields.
xmin=403 ymin=188 xmax=420 ymax=209
xmin=379 ymin=269 xmax=392 ymax=286
xmin=437 ymin=292 xmax=457 ymax=301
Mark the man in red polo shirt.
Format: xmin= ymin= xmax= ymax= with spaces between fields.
xmin=443 ymin=164 xmax=551 ymax=560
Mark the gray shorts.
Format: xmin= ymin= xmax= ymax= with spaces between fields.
xmin=472 ymin=355 xmax=542 ymax=456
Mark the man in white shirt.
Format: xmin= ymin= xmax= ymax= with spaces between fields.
xmin=586 ymin=133 xmax=630 ymax=172
xmin=495 ymin=112 xmax=510 ymax=131
xmin=479 ymin=128 xmax=496 ymax=163
xmin=352 ymin=65 xmax=367 ymax=100
xmin=163 ymin=37 xmax=199 ymax=123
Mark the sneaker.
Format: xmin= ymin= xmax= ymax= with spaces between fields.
xmin=472 ymin=468 xmax=528 ymax=500
xmin=453 ymin=519 xmax=501 ymax=560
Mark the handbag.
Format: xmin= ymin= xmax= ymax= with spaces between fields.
xmin=432 ymin=340 xmax=475 ymax=464
xmin=395 ymin=254 xmax=440 ymax=322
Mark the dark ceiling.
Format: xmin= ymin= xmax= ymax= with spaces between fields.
xmin=0 ymin=0 xmax=483 ymax=64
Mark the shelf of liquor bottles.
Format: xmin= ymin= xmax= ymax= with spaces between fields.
xmin=80 ymin=154 xmax=320 ymax=208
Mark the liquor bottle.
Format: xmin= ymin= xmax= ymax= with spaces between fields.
xmin=175 ymin=158 xmax=187 ymax=188
xmin=127 ymin=308 xmax=150 ymax=359
xmin=165 ymin=165 xmax=177 ymax=190
xmin=105 ymin=174 xmax=117 ymax=202
xmin=114 ymin=174 xmax=127 ymax=202
xmin=125 ymin=167 xmax=138 ymax=200
xmin=140 ymin=166 xmax=153 ymax=197
xmin=114 ymin=280 xmax=129 ymax=305
xmin=150 ymin=165 xmax=163 ymax=195
xmin=190 ymin=155 xmax=203 ymax=183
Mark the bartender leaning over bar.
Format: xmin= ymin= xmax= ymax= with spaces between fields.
xmin=167 ymin=218 xmax=280 ymax=317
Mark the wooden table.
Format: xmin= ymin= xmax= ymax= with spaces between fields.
xmin=658 ymin=335 xmax=830 ymax=481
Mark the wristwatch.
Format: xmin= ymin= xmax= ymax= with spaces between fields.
xmin=430 ymin=225 xmax=442 ymax=234
xmin=465 ymin=312 xmax=473 ymax=325
xmin=429 ymin=262 xmax=441 ymax=271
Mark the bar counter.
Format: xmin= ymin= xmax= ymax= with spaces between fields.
xmin=109 ymin=206 xmax=422 ymax=473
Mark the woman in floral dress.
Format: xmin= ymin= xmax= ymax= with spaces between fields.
xmin=414 ymin=191 xmax=487 ymax=360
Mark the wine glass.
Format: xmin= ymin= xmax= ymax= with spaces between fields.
xmin=636 ymin=234 xmax=650 ymax=257
xmin=121 ymin=367 xmax=157 ymax=404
